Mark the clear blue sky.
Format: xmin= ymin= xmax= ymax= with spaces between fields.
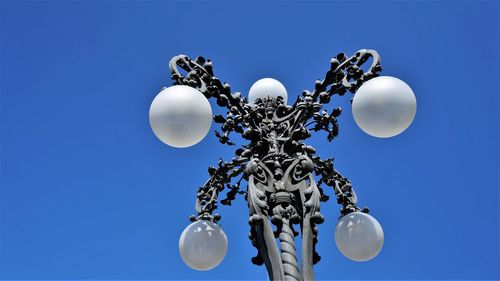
xmin=1 ymin=1 xmax=499 ymax=280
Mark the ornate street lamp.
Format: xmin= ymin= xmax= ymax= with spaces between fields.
xmin=149 ymin=49 xmax=416 ymax=280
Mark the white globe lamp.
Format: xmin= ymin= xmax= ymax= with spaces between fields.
xmin=149 ymin=85 xmax=212 ymax=148
xmin=352 ymin=76 xmax=416 ymax=138
xmin=248 ymin=78 xmax=288 ymax=105
xmin=334 ymin=211 xmax=384 ymax=262
xmin=179 ymin=220 xmax=228 ymax=271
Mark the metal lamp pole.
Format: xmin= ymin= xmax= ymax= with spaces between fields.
xmin=150 ymin=49 xmax=415 ymax=281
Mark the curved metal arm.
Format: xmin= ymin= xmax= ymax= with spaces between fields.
xmin=169 ymin=55 xmax=248 ymax=115
xmin=169 ymin=55 xmax=254 ymax=146
xmin=312 ymin=49 xmax=382 ymax=103
xmin=190 ymin=158 xmax=247 ymax=223
xmin=313 ymin=157 xmax=368 ymax=216
xmin=169 ymin=50 xmax=381 ymax=146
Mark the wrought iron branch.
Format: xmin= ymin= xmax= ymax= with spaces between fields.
xmin=169 ymin=55 xmax=250 ymax=146
xmin=191 ymin=158 xmax=247 ymax=222
xmin=311 ymin=49 xmax=382 ymax=103
xmin=313 ymin=157 xmax=367 ymax=216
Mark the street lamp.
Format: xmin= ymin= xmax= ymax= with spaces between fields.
xmin=149 ymin=49 xmax=416 ymax=280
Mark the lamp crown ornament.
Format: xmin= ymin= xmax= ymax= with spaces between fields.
xmin=149 ymin=49 xmax=416 ymax=280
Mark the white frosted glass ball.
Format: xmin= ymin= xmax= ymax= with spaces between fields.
xmin=352 ymin=76 xmax=416 ymax=138
xmin=179 ymin=220 xmax=228 ymax=271
xmin=248 ymin=78 xmax=288 ymax=105
xmin=149 ymin=85 xmax=212 ymax=148
xmin=335 ymin=212 xmax=384 ymax=262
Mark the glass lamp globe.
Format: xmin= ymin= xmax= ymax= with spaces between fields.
xmin=248 ymin=78 xmax=288 ymax=105
xmin=334 ymin=212 xmax=384 ymax=262
xmin=149 ymin=85 xmax=212 ymax=148
xmin=352 ymin=76 xmax=416 ymax=138
xmin=179 ymin=220 xmax=228 ymax=271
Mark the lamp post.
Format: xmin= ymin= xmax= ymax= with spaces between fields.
xmin=149 ymin=49 xmax=416 ymax=280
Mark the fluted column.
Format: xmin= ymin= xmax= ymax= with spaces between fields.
xmin=279 ymin=218 xmax=301 ymax=281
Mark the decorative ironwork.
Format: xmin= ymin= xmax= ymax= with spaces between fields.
xmin=169 ymin=49 xmax=382 ymax=281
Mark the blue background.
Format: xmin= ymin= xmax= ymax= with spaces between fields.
xmin=1 ymin=1 xmax=499 ymax=280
